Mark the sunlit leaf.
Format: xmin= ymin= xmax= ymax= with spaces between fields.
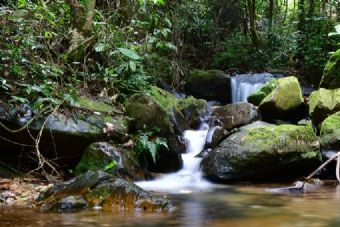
xmin=117 ymin=48 xmax=140 ymax=60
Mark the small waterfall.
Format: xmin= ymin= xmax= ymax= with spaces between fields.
xmin=135 ymin=124 xmax=211 ymax=193
xmin=231 ymin=73 xmax=273 ymax=103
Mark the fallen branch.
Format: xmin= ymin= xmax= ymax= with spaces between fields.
xmin=306 ymin=151 xmax=340 ymax=182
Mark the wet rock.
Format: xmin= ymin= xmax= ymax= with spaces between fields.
xmin=0 ymin=98 xmax=128 ymax=167
xmin=53 ymin=196 xmax=87 ymax=211
xmin=320 ymin=49 xmax=340 ymax=89
xmin=258 ymin=76 xmax=304 ymax=121
xmin=38 ymin=170 xmax=173 ymax=211
xmin=74 ymin=142 xmax=151 ymax=181
xmin=201 ymin=123 xmax=321 ymax=182
xmin=185 ymin=69 xmax=231 ymax=104
xmin=211 ymin=103 xmax=260 ymax=131
xmin=205 ymin=126 xmax=228 ymax=149
xmin=309 ymin=88 xmax=340 ymax=126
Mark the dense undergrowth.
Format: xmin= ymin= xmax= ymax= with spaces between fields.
xmin=0 ymin=0 xmax=340 ymax=109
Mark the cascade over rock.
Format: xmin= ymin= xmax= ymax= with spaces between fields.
xmin=185 ymin=69 xmax=231 ymax=104
xmin=201 ymin=122 xmax=321 ymax=182
xmin=125 ymin=86 xmax=208 ymax=173
xmin=211 ymin=103 xmax=260 ymax=131
xmin=247 ymin=79 xmax=278 ymax=106
xmin=258 ymin=76 xmax=303 ymax=121
xmin=320 ymin=49 xmax=340 ymax=89
xmin=231 ymin=73 xmax=273 ymax=103
xmin=309 ymin=88 xmax=340 ymax=126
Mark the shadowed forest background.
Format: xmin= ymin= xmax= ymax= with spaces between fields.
xmin=1 ymin=0 xmax=340 ymax=107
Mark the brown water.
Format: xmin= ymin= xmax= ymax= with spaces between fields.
xmin=2 ymin=185 xmax=340 ymax=227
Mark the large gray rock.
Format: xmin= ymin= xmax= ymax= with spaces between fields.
xmin=211 ymin=103 xmax=260 ymax=131
xmin=0 ymin=99 xmax=127 ymax=167
xmin=201 ymin=123 xmax=321 ymax=182
xmin=38 ymin=170 xmax=173 ymax=211
xmin=185 ymin=69 xmax=231 ymax=104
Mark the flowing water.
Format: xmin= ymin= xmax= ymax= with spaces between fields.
xmin=135 ymin=123 xmax=212 ymax=193
xmin=3 ymin=186 xmax=340 ymax=227
xmin=231 ymin=73 xmax=273 ymax=103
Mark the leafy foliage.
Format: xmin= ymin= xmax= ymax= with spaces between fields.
xmin=135 ymin=131 xmax=168 ymax=164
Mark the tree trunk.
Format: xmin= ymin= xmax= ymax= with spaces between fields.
xmin=268 ymin=0 xmax=274 ymax=32
xmin=247 ymin=0 xmax=259 ymax=49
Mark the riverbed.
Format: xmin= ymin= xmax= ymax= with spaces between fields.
xmin=1 ymin=184 xmax=340 ymax=227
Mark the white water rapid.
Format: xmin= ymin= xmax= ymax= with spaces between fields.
xmin=135 ymin=124 xmax=212 ymax=193
xmin=231 ymin=73 xmax=273 ymax=103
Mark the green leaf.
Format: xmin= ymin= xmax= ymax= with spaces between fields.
xmin=95 ymin=42 xmax=109 ymax=53
xmin=147 ymin=143 xmax=157 ymax=163
xmin=104 ymin=160 xmax=117 ymax=172
xmin=129 ymin=61 xmax=137 ymax=72
xmin=117 ymin=48 xmax=140 ymax=60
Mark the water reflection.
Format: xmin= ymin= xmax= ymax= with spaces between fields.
xmin=2 ymin=185 xmax=340 ymax=227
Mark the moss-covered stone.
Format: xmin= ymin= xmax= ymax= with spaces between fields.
xmin=74 ymin=142 xmax=151 ymax=181
xmin=319 ymin=112 xmax=340 ymax=152
xmin=258 ymin=76 xmax=303 ymax=121
xmin=320 ymin=49 xmax=340 ymax=89
xmin=247 ymin=79 xmax=278 ymax=106
xmin=320 ymin=112 xmax=340 ymax=135
xmin=186 ymin=69 xmax=231 ymax=104
xmin=309 ymin=88 xmax=340 ymax=126
xmin=76 ymin=98 xmax=115 ymax=113
xmin=177 ymin=96 xmax=208 ymax=128
xmin=39 ymin=170 xmax=173 ymax=211
xmin=201 ymin=123 xmax=321 ymax=182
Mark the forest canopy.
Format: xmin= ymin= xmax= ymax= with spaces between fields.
xmin=0 ymin=0 xmax=340 ymax=108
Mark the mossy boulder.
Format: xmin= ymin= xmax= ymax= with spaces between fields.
xmin=319 ymin=112 xmax=340 ymax=152
xmin=320 ymin=49 xmax=340 ymax=89
xmin=201 ymin=123 xmax=321 ymax=182
xmin=74 ymin=142 xmax=151 ymax=181
xmin=75 ymin=97 xmax=115 ymax=113
xmin=258 ymin=76 xmax=303 ymax=121
xmin=185 ymin=69 xmax=231 ymax=104
xmin=38 ymin=170 xmax=173 ymax=211
xmin=309 ymin=88 xmax=340 ymax=126
xmin=177 ymin=96 xmax=209 ymax=128
xmin=125 ymin=86 xmax=208 ymax=173
xmin=247 ymin=79 xmax=279 ymax=106
xmin=125 ymin=86 xmax=188 ymax=136
xmin=211 ymin=103 xmax=260 ymax=131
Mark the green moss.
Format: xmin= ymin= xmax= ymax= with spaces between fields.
xmin=245 ymin=124 xmax=317 ymax=153
xmin=320 ymin=112 xmax=340 ymax=135
xmin=188 ymin=69 xmax=226 ymax=82
xmin=247 ymin=79 xmax=278 ymax=106
xmin=148 ymin=86 xmax=176 ymax=111
xmin=258 ymin=76 xmax=303 ymax=120
xmin=309 ymin=88 xmax=340 ymax=126
xmin=77 ymin=98 xmax=115 ymax=113
xmin=320 ymin=49 xmax=340 ymax=89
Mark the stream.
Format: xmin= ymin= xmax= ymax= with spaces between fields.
xmin=2 ymin=185 xmax=340 ymax=227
